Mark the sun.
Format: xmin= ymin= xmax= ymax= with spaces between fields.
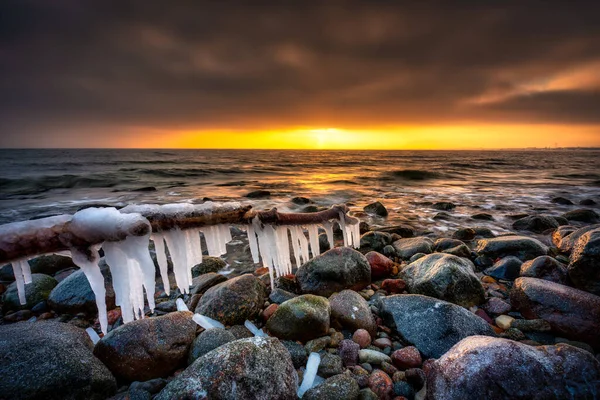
xmin=308 ymin=128 xmax=342 ymax=148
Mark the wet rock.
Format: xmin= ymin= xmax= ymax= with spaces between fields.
xmin=472 ymin=213 xmax=494 ymax=221
xmin=274 ymin=275 xmax=301 ymax=293
xmin=432 ymin=202 xmax=456 ymax=211
xmin=228 ymin=324 xmax=253 ymax=339
xmin=191 ymin=256 xmax=226 ymax=277
xmin=0 ymin=321 xmax=116 ymax=400
xmin=365 ymin=251 xmax=395 ymax=279
xmin=195 ymin=273 xmax=267 ymax=325
xmin=393 ymin=237 xmax=433 ymax=260
xmin=391 ymin=346 xmax=422 ymax=370
xmin=473 ymin=227 xmax=496 ymax=238
xmin=580 ymin=199 xmax=597 ymax=206
xmin=401 ymin=253 xmax=485 ymax=307
xmin=304 ymin=374 xmax=360 ymax=400
xmin=512 ymin=215 xmax=560 ymax=233
xmin=552 ymin=196 xmax=574 ymax=205
xmin=330 ymin=290 xmax=377 ymax=336
xmin=364 ymin=201 xmax=388 ymax=217
xmin=510 ymin=277 xmax=600 ymax=348
xmin=452 ymin=228 xmax=476 ymax=241
xmin=353 ymin=329 xmax=372 ymax=348
xmin=305 ymin=336 xmax=330 ymax=353
xmin=520 ymin=255 xmax=568 ymax=284
xmin=188 ymin=328 xmax=236 ymax=364
xmin=375 ymin=225 xmax=415 ymax=238
xmin=296 ymin=247 xmax=371 ymax=297
xmin=94 ymin=311 xmax=196 ymax=382
xmin=358 ymin=388 xmax=379 ymax=400
xmin=360 ymin=231 xmax=393 ymax=252
xmin=483 ymin=256 xmax=522 ymax=280
xmin=47 ymin=266 xmax=116 ymax=315
xmin=482 ymin=297 xmax=511 ymax=315
xmin=381 ymin=278 xmax=406 ymax=294
xmin=568 ymin=227 xmax=600 ymax=295
xmin=318 ymin=353 xmax=344 ymax=377
xmin=378 ymin=294 xmax=496 ymax=358
xmin=281 ymin=340 xmax=307 ymax=369
xmin=562 ymin=208 xmax=599 ymax=223
xmin=426 ymin=336 xmax=600 ymax=399
xmin=156 ymin=337 xmax=297 ymax=400
xmin=269 ymin=288 xmax=298 ymax=304
xmin=553 ymin=224 xmax=599 ymax=252
xmin=2 ymin=273 xmax=58 ymax=312
xmin=359 ymin=349 xmax=392 ymax=364
xmin=244 ymin=190 xmax=271 ymax=198
xmin=368 ymin=369 xmax=394 ymax=399
xmin=266 ymin=294 xmax=330 ymax=342
xmin=394 ymin=381 xmax=415 ymax=399
xmin=475 ymin=235 xmax=548 ymax=261
xmin=189 ymin=272 xmax=227 ymax=296
xmin=291 ymin=196 xmax=311 ymax=205
xmin=510 ymin=318 xmax=551 ymax=332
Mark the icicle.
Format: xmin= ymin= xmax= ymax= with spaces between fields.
xmin=244 ymin=320 xmax=268 ymax=337
xmin=20 ymin=259 xmax=32 ymax=284
xmin=310 ymin=375 xmax=325 ymax=390
xmin=162 ymin=228 xmax=191 ymax=294
xmin=298 ymin=352 xmax=321 ymax=398
xmin=12 ymin=260 xmax=26 ymax=305
xmin=338 ymin=212 xmax=349 ymax=247
xmin=246 ymin=224 xmax=260 ymax=264
xmin=307 ymin=225 xmax=320 ymax=258
xmin=193 ymin=313 xmax=225 ymax=330
xmin=71 ymin=246 xmax=108 ymax=334
xmin=289 ymin=225 xmax=309 ymax=266
xmin=86 ymin=327 xmax=101 ymax=345
xmin=322 ymin=221 xmax=334 ymax=250
xmin=151 ymin=233 xmax=170 ymax=295
xmin=176 ymin=298 xmax=189 ymax=312
xmin=125 ymin=234 xmax=157 ymax=312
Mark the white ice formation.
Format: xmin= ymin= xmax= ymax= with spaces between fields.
xmin=297 ymin=352 xmax=322 ymax=398
xmin=7 ymin=202 xmax=360 ymax=335
xmin=193 ymin=313 xmax=225 ymax=330
xmin=244 ymin=319 xmax=268 ymax=337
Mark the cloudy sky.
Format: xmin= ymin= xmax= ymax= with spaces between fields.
xmin=1 ymin=1 xmax=599 ymax=148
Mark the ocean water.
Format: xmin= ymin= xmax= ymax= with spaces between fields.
xmin=0 ymin=149 xmax=599 ymax=234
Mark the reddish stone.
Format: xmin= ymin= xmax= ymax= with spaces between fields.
xmin=391 ymin=346 xmax=422 ymax=370
xmin=482 ymin=276 xmax=497 ymax=283
xmin=368 ymin=369 xmax=393 ymax=399
xmin=475 ymin=309 xmax=494 ymax=324
xmin=38 ymin=312 xmax=55 ymax=320
xmin=381 ymin=361 xmax=398 ymax=376
xmin=262 ymin=303 xmax=278 ymax=320
xmin=422 ymin=359 xmax=436 ymax=375
xmin=254 ymin=267 xmax=269 ymax=275
xmin=366 ymin=251 xmax=396 ymax=278
xmin=107 ymin=308 xmax=121 ymax=325
xmin=374 ymin=337 xmax=392 ymax=349
xmin=352 ymin=328 xmax=372 ymax=348
xmin=381 ymin=279 xmax=406 ymax=294
xmin=378 ymin=325 xmax=392 ymax=335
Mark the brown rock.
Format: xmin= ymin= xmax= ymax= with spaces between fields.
xmin=352 ymin=329 xmax=372 ymax=349
xmin=366 ymin=251 xmax=396 ymax=279
xmin=381 ymin=279 xmax=406 ymax=294
xmin=391 ymin=346 xmax=422 ymax=370
xmin=329 ymin=289 xmax=377 ymax=337
xmin=368 ymin=369 xmax=393 ymax=399
xmin=262 ymin=303 xmax=278 ymax=320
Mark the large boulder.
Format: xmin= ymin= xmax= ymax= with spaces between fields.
xmin=2 ymin=273 xmax=57 ymax=312
xmin=426 ymin=336 xmax=600 ymax=399
xmin=562 ymin=208 xmax=599 ymax=223
xmin=475 ymin=235 xmax=548 ymax=261
xmin=194 ymin=274 xmax=267 ymax=325
xmin=94 ymin=311 xmax=197 ymax=381
xmin=568 ymin=227 xmax=600 ymax=295
xmin=553 ymin=224 xmax=599 ymax=253
xmin=188 ymin=328 xmax=236 ymax=364
xmin=47 ymin=266 xmax=116 ymax=315
xmin=0 ymin=321 xmax=116 ymax=400
xmin=359 ymin=231 xmax=393 ymax=252
xmin=378 ymin=294 xmax=495 ymax=358
xmin=519 ymin=255 xmax=567 ymax=284
xmin=191 ymin=256 xmax=226 ymax=277
xmin=156 ymin=337 xmax=297 ymax=400
xmin=512 ymin=215 xmax=560 ymax=233
xmin=483 ymin=256 xmax=522 ymax=280
xmin=392 ymin=237 xmax=433 ymax=260
xmin=329 ymin=289 xmax=377 ymax=336
xmin=510 ymin=277 xmax=600 ymax=348
xmin=364 ymin=201 xmax=388 ymax=217
xmin=401 ymin=253 xmax=485 ymax=307
xmin=296 ymin=247 xmax=371 ymax=297
xmin=266 ymin=294 xmax=330 ymax=342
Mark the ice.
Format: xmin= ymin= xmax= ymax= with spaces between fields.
xmin=246 ymin=224 xmax=260 ymax=263
xmin=20 ymin=259 xmax=32 ymax=284
xmin=338 ymin=212 xmax=349 ymax=247
xmin=297 ymin=352 xmax=321 ymax=398
xmin=192 ymin=313 xmax=225 ymax=330
xmin=202 ymin=224 xmax=231 ymax=256
xmin=151 ymin=233 xmax=170 ymax=295
xmin=338 ymin=212 xmax=360 ymax=248
xmin=289 ymin=225 xmax=310 ymax=266
xmin=162 ymin=228 xmax=191 ymax=294
xmin=71 ymin=207 xmax=149 ymax=243
xmin=321 ymin=221 xmax=334 ymax=250
xmin=307 ymin=225 xmax=320 ymax=258
xmin=176 ymin=298 xmax=189 ymax=312
xmin=310 ymin=375 xmax=325 ymax=389
xmin=86 ymin=327 xmax=101 ymax=345
xmin=244 ymin=320 xmax=268 ymax=337
xmin=12 ymin=260 xmax=26 ymax=305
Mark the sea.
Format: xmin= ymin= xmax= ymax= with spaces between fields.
xmin=1 ymin=149 xmax=599 ymax=235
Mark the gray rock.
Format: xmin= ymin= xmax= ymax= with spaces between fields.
xmin=244 ymin=190 xmax=271 ymax=198
xmin=156 ymin=337 xmax=297 ymax=400
xmin=3 ymin=273 xmax=58 ymax=312
xmin=94 ymin=311 xmax=197 ymax=381
xmin=483 ymin=256 xmax=522 ymax=280
xmin=568 ymin=227 xmax=600 ymax=295
xmin=475 ymin=235 xmax=548 ymax=261
xmin=329 ymin=290 xmax=377 ymax=337
xmin=520 ymin=256 xmax=567 ymax=284
xmin=304 ymin=374 xmax=360 ymax=400
xmin=318 ymin=353 xmax=344 ymax=377
xmin=512 ymin=215 xmax=560 ymax=233
xmin=189 ymin=272 xmax=227 ymax=295
xmin=296 ymin=247 xmax=371 ymax=297
xmin=191 ymin=256 xmax=226 ymax=277
xmin=188 ymin=328 xmax=236 ymax=364
xmin=228 ymin=324 xmax=254 ymax=340
xmin=427 ymin=336 xmax=600 ymax=399
xmin=452 ymin=228 xmax=476 ymax=241
xmin=281 ymin=340 xmax=308 ymax=368
xmin=269 ymin=288 xmax=298 ymax=304
xmin=267 ymin=294 xmax=330 ymax=342
xmin=392 ymin=237 xmax=433 ymax=260
xmin=359 ymin=349 xmax=391 ymax=364
xmin=402 ymin=253 xmax=485 ymax=307
xmin=0 ymin=321 xmax=116 ymax=400
xmin=562 ymin=208 xmax=599 ymax=223
xmin=359 ymin=231 xmax=393 ymax=252
xmin=364 ymin=201 xmax=388 ymax=217
xmin=378 ymin=294 xmax=496 ymax=358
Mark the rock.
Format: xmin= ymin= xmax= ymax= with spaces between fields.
xmin=269 ymin=288 xmax=298 ymax=304
xmin=194 ymin=274 xmax=267 ymax=325
xmin=156 ymin=337 xmax=297 ymax=400
xmin=495 ymin=315 xmax=514 ymax=330
xmin=365 ymin=251 xmax=395 ymax=279
xmin=319 ymin=233 xmax=331 ymax=253
xmin=568 ymin=227 xmax=600 ymax=295
xmin=381 ymin=279 xmax=406 ymax=294
xmin=318 ymin=353 xmax=344 ymax=377
xmin=94 ymin=311 xmax=196 ymax=381
xmin=364 ymin=201 xmax=388 ymax=217
xmin=580 ymin=199 xmax=597 ymax=206
xmin=510 ymin=277 xmax=600 ymax=348
xmin=378 ymin=294 xmax=496 ymax=358
xmin=562 ymin=208 xmax=599 ymax=223
xmin=473 ymin=227 xmax=496 ymax=238
xmin=0 ymin=321 xmax=116 ymax=400
xmin=305 ymin=336 xmax=331 ymax=353
xmin=244 ymin=190 xmax=271 ymax=198
xmin=405 ymin=368 xmax=426 ymax=391
xmin=266 ymin=294 xmax=330 ymax=342
xmin=47 ymin=266 xmax=116 ymax=315
xmin=189 ymin=273 xmax=227 ymax=296
xmin=368 ymin=369 xmax=394 ymax=399
xmin=471 ymin=212 xmax=494 ymax=221
xmin=373 ymin=337 xmax=392 ymax=349
xmin=359 ymin=349 xmax=392 ymax=364
xmin=281 ymin=340 xmax=307 ymax=369
xmin=452 ymin=228 xmax=476 ymax=241
xmin=330 ymin=290 xmax=377 ymax=336
xmin=228 ymin=324 xmax=253 ymax=339
xmin=482 ymin=297 xmax=511 ymax=315
xmin=393 ymin=381 xmax=415 ymax=399
xmin=401 ymin=253 xmax=485 ymax=307
xmin=2 ymin=273 xmax=58 ymax=312
xmin=409 ymin=253 xmax=426 ymax=262
xmin=552 ymin=196 xmax=574 ymax=205
xmin=375 ymin=225 xmax=415 ymax=238
xmin=274 ymin=275 xmax=301 ymax=293
xmin=360 ymin=231 xmax=393 ymax=252
xmin=191 ymin=256 xmax=226 ymax=277
xmin=426 ymin=336 xmax=600 ymax=399
xmin=262 ymin=303 xmax=278 ymax=320
xmin=353 ymin=329 xmax=372 ymax=349
xmin=520 ymin=255 xmax=568 ymax=284
xmin=188 ymin=328 xmax=236 ymax=364
xmin=296 ymin=247 xmax=371 ymax=297
xmin=340 ymin=339 xmax=361 ymax=366
xmin=358 ymin=388 xmax=379 ymax=400
xmin=391 ymin=346 xmax=422 ymax=370
xmin=553 ymin=224 xmax=600 ymax=252
xmin=433 ymin=238 xmax=464 ymax=252
xmin=483 ymin=256 xmax=522 ymax=280
xmin=292 ymin=196 xmax=311 ymax=205
xmin=512 ymin=215 xmax=560 ymax=233
xmin=304 ymin=374 xmax=360 ymax=400
xmin=432 ymin=202 xmax=456 ymax=211
xmin=475 ymin=235 xmax=548 ymax=261
xmin=510 ymin=318 xmax=551 ymax=332
xmin=392 ymin=237 xmax=433 ymax=260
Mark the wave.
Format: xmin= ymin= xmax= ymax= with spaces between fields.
xmin=0 ymin=174 xmax=124 ymax=197
xmin=388 ymin=169 xmax=442 ymax=180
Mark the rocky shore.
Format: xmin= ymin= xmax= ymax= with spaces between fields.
xmin=1 ymin=200 xmax=600 ymax=399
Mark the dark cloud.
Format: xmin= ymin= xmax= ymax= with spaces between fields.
xmin=1 ymin=0 xmax=600 ymax=145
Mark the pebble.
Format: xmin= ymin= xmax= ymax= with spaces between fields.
xmin=374 ymin=337 xmax=392 ymax=349
xmin=368 ymin=369 xmax=394 ymax=399
xmin=339 ymin=339 xmax=360 ymax=367
xmin=317 ymin=353 xmax=344 ymax=377
xmin=511 ymin=318 xmax=551 ymax=332
xmin=330 ymin=331 xmax=344 ymax=347
xmin=495 ymin=315 xmax=514 ymax=330
xmin=262 ymin=303 xmax=278 ymax=320
xmin=405 ymin=368 xmax=426 ymax=391
xmin=483 ymin=297 xmax=511 ymax=315
xmin=392 ymin=371 xmax=407 ymax=382
xmin=391 ymin=346 xmax=422 ymax=370
xmin=353 ymin=329 xmax=372 ymax=348
xmin=358 ymin=388 xmax=379 ymax=400
xmin=381 ymin=361 xmax=398 ymax=376
xmin=359 ymin=349 xmax=392 ymax=364
xmin=4 ymin=310 xmax=32 ymax=322
xmin=305 ymin=336 xmax=331 ymax=353
xmin=361 ymin=363 xmax=374 ymax=373
xmin=393 ymin=381 xmax=415 ymax=399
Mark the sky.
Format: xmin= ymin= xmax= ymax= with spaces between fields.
xmin=1 ymin=1 xmax=599 ymax=149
